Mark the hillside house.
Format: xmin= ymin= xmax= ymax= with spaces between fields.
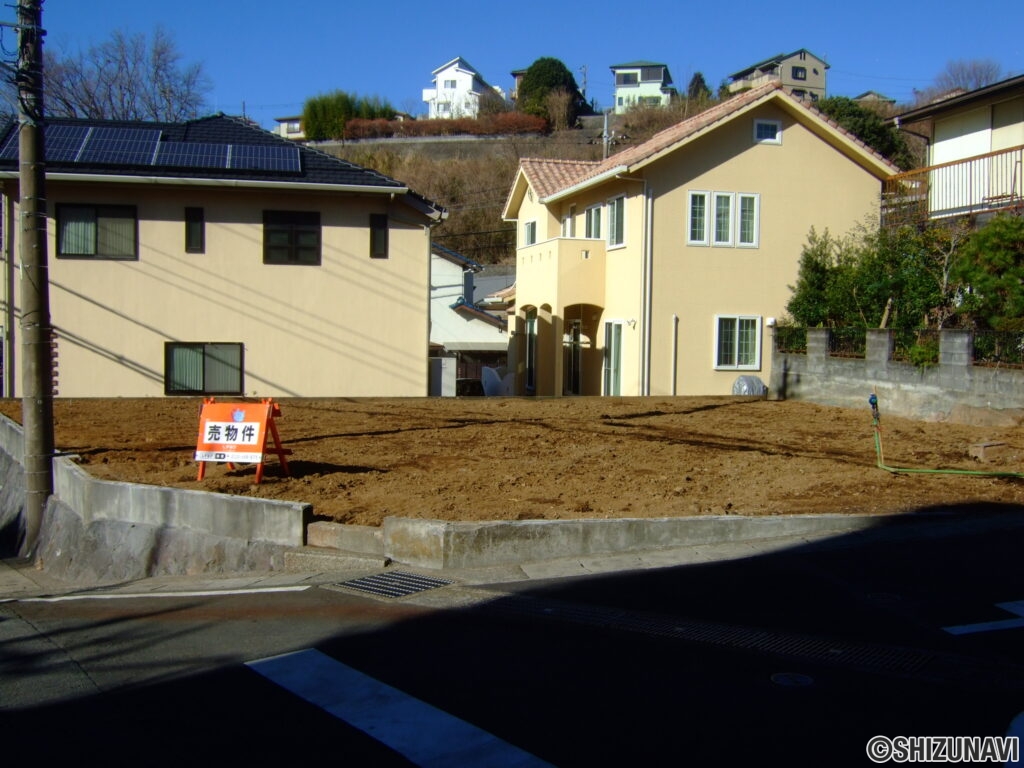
xmin=610 ymin=62 xmax=677 ymax=115
xmin=0 ymin=114 xmax=445 ymax=398
xmin=423 ymin=57 xmax=505 ymax=119
xmin=728 ymin=49 xmax=828 ymax=102
xmin=501 ymin=83 xmax=898 ymax=398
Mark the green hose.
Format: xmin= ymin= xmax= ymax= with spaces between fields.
xmin=870 ymin=394 xmax=1024 ymax=478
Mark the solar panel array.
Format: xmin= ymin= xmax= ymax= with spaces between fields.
xmin=0 ymin=124 xmax=301 ymax=173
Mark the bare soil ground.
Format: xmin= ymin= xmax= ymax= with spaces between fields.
xmin=2 ymin=396 xmax=1023 ymax=527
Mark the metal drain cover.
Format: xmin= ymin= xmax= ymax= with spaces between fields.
xmin=335 ymin=571 xmax=453 ymax=599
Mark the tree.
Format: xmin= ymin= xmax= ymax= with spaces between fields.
xmin=517 ymin=57 xmax=583 ymax=123
xmin=912 ymin=59 xmax=1004 ymax=106
xmin=686 ymin=72 xmax=711 ymax=102
xmin=302 ymin=90 xmax=395 ymax=141
xmin=935 ymin=58 xmax=1003 ymax=93
xmin=44 ymin=26 xmax=211 ymax=121
xmin=953 ymin=214 xmax=1024 ymax=331
xmin=787 ymin=222 xmax=972 ymax=330
xmin=816 ymin=96 xmax=917 ymax=170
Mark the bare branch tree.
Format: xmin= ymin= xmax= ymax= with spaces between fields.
xmin=44 ymin=26 xmax=211 ymax=121
xmin=912 ymin=58 xmax=1004 ymax=105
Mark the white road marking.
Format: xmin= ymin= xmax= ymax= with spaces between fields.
xmin=944 ymin=600 xmax=1024 ymax=635
xmin=11 ymin=585 xmax=311 ymax=603
xmin=248 ymin=648 xmax=553 ymax=768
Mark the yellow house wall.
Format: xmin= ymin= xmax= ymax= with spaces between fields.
xmin=2 ymin=181 xmax=431 ymax=397
xmin=645 ymin=103 xmax=883 ymax=395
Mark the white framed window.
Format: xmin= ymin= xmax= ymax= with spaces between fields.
xmin=524 ymin=220 xmax=537 ymax=246
xmin=607 ymin=195 xmax=625 ymax=247
xmin=585 ymin=204 xmax=602 ymax=239
xmin=444 ymin=79 xmax=457 ymax=89
xmin=688 ymin=191 xmax=760 ymax=248
xmin=561 ymin=204 xmax=576 ymax=237
xmin=738 ymin=194 xmax=760 ymax=247
xmin=687 ymin=191 xmax=709 ymax=245
xmin=712 ymin=193 xmax=734 ymax=246
xmin=715 ymin=315 xmax=761 ymax=370
xmin=753 ymin=119 xmax=782 ymax=145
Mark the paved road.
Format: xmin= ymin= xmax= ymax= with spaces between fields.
xmin=3 ymin=515 xmax=1024 ymax=766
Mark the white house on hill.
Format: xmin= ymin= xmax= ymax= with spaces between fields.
xmin=423 ymin=57 xmax=505 ymax=119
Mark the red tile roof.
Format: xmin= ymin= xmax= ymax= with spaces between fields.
xmin=515 ymin=82 xmax=899 ymax=202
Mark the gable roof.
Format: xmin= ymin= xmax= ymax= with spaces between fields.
xmin=729 ymin=48 xmax=830 ymax=79
xmin=0 ymin=113 xmax=443 ymax=217
xmin=503 ymin=82 xmax=900 ymax=215
xmin=891 ymin=73 xmax=1024 ymax=125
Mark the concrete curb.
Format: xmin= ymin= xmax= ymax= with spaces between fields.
xmin=374 ymin=514 xmax=890 ymax=570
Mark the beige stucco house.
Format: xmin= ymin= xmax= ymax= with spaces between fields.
xmin=0 ymin=114 xmax=444 ymax=398
xmin=728 ymin=49 xmax=829 ymax=103
xmin=501 ymin=82 xmax=899 ymax=398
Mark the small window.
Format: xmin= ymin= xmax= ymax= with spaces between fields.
xmin=792 ymin=66 xmax=807 ymax=81
xmin=524 ymin=220 xmax=537 ymax=246
xmin=715 ymin=316 xmax=761 ymax=370
xmin=370 ymin=213 xmax=389 ymax=258
xmin=185 ymin=207 xmax=205 ymax=253
xmin=585 ymin=205 xmax=602 ymax=238
xmin=753 ymin=119 xmax=782 ymax=145
xmin=444 ymin=79 xmax=457 ymax=89
xmin=616 ymin=72 xmax=639 ymax=86
xmin=56 ymin=204 xmax=137 ymax=260
xmin=561 ymin=205 xmax=576 ymax=237
xmin=263 ymin=210 xmax=320 ymax=265
xmin=607 ymin=196 xmax=625 ymax=247
xmin=165 ymin=342 xmax=243 ymax=395
xmin=687 ymin=191 xmax=709 ymax=245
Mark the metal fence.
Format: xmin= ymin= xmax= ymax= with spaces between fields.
xmin=973 ymin=330 xmax=1024 ymax=368
xmin=827 ymin=327 xmax=866 ymax=359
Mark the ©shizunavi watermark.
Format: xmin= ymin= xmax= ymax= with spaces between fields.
xmin=866 ymin=735 xmax=1019 ymax=763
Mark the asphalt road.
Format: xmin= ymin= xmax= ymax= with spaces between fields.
xmin=3 ymin=515 xmax=1024 ymax=767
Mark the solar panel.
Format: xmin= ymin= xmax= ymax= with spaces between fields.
xmin=228 ymin=143 xmax=300 ymax=172
xmin=0 ymin=127 xmax=17 ymax=160
xmin=46 ymin=124 xmax=92 ymax=162
xmin=77 ymin=127 xmax=162 ymax=165
xmin=154 ymin=141 xmax=230 ymax=169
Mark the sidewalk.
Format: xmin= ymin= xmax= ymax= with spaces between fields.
xmin=0 ymin=527 xmax=847 ymax=602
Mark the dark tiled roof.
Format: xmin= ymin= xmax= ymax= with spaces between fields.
xmin=0 ymin=113 xmax=412 ymax=191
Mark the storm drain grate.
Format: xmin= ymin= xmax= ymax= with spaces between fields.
xmin=336 ymin=571 xmax=453 ymax=599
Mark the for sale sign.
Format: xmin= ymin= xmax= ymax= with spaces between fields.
xmin=195 ymin=401 xmax=270 ymax=464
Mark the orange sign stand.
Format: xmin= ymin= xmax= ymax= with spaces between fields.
xmin=195 ymin=398 xmax=292 ymax=484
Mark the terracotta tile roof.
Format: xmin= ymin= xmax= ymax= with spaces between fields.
xmin=522 ymin=81 xmax=899 ymax=201
xmin=568 ymin=82 xmax=783 ymax=189
xmin=519 ymin=157 xmax=600 ymax=199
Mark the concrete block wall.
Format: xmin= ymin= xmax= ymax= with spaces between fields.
xmin=771 ymin=329 xmax=1024 ymax=420
xmin=0 ymin=413 xmax=312 ymax=581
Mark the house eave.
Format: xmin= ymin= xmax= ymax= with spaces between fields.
xmin=0 ymin=171 xmax=411 ymax=196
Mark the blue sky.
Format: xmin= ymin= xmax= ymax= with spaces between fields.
xmin=18 ymin=0 xmax=1024 ymax=130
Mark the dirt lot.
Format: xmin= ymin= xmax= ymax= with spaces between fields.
xmin=1 ymin=396 xmax=1023 ymax=527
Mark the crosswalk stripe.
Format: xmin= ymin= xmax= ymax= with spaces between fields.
xmin=248 ymin=648 xmax=553 ymax=768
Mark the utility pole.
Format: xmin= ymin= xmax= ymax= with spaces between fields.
xmin=15 ymin=0 xmax=52 ymax=555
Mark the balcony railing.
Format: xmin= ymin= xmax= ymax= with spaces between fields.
xmin=883 ymin=144 xmax=1024 ymax=228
